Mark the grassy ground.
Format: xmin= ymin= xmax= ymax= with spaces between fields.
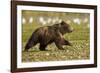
xmin=22 ymin=23 xmax=90 ymax=62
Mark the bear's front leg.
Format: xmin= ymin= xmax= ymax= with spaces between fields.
xmin=63 ymin=39 xmax=72 ymax=46
xmin=55 ymin=42 xmax=64 ymax=50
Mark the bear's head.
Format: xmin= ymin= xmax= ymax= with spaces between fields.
xmin=58 ymin=21 xmax=73 ymax=35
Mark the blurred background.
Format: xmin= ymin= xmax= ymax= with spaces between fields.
xmin=22 ymin=10 xmax=90 ymax=26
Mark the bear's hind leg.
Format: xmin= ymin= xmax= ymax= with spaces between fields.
xmin=39 ymin=44 xmax=47 ymax=51
xmin=24 ymin=41 xmax=38 ymax=52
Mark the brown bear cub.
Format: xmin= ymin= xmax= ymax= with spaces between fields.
xmin=25 ymin=21 xmax=73 ymax=51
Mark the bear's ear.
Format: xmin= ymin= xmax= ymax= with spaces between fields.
xmin=61 ymin=21 xmax=65 ymax=25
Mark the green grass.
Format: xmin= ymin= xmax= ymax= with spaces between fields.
xmin=22 ymin=22 xmax=90 ymax=62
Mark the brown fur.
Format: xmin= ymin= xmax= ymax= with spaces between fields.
xmin=25 ymin=21 xmax=73 ymax=51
